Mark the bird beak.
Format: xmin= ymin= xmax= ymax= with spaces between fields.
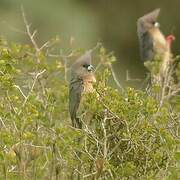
xmin=154 ymin=22 xmax=160 ymax=28
xmin=87 ymin=64 xmax=94 ymax=71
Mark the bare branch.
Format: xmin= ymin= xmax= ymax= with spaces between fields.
xmin=39 ymin=41 xmax=50 ymax=51
xmin=13 ymin=85 xmax=27 ymax=99
xmin=0 ymin=116 xmax=7 ymax=129
xmin=21 ymin=5 xmax=40 ymax=52
xmin=109 ymin=63 xmax=124 ymax=91
xmin=102 ymin=109 xmax=108 ymax=160
xmin=31 ymin=30 xmax=37 ymax=39
xmin=18 ymin=69 xmax=46 ymax=115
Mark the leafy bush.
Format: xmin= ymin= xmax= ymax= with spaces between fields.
xmin=0 ymin=30 xmax=179 ymax=179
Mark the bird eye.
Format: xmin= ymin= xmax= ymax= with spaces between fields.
xmin=83 ymin=64 xmax=89 ymax=68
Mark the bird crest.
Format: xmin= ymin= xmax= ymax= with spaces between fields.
xmin=137 ymin=8 xmax=160 ymax=34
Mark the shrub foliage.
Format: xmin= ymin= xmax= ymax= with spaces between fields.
xmin=0 ymin=35 xmax=179 ymax=180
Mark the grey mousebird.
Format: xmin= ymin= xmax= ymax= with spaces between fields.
xmin=137 ymin=8 xmax=168 ymax=62
xmin=137 ymin=9 xmax=175 ymax=82
xmin=69 ymin=51 xmax=96 ymax=128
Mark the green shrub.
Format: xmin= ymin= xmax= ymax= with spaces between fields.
xmin=0 ymin=37 xmax=179 ymax=179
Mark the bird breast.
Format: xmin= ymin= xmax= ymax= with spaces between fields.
xmin=82 ymin=73 xmax=96 ymax=93
xmin=150 ymin=28 xmax=168 ymax=55
xmin=149 ymin=28 xmax=172 ymax=76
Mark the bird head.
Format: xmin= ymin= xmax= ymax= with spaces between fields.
xmin=137 ymin=8 xmax=161 ymax=33
xmin=71 ymin=51 xmax=96 ymax=82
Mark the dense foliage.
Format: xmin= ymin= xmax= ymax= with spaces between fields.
xmin=0 ymin=37 xmax=179 ymax=180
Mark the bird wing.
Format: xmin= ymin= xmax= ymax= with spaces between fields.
xmin=139 ymin=31 xmax=154 ymax=61
xmin=69 ymin=79 xmax=84 ymax=123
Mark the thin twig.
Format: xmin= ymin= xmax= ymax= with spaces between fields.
xmin=21 ymin=5 xmax=40 ymax=52
xmin=18 ymin=69 xmax=46 ymax=115
xmin=13 ymin=85 xmax=27 ymax=99
xmin=108 ymin=64 xmax=124 ymax=91
xmin=102 ymin=109 xmax=108 ymax=160
xmin=21 ymin=5 xmax=50 ymax=64
xmin=0 ymin=117 xmax=7 ymax=129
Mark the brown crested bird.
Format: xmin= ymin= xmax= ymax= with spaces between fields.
xmin=137 ymin=8 xmax=168 ymax=62
xmin=69 ymin=51 xmax=96 ymax=128
xmin=137 ymin=8 xmax=175 ymax=81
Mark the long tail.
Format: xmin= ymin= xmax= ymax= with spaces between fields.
xmin=71 ymin=112 xmax=82 ymax=129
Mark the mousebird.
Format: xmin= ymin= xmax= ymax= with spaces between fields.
xmin=69 ymin=51 xmax=96 ymax=128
